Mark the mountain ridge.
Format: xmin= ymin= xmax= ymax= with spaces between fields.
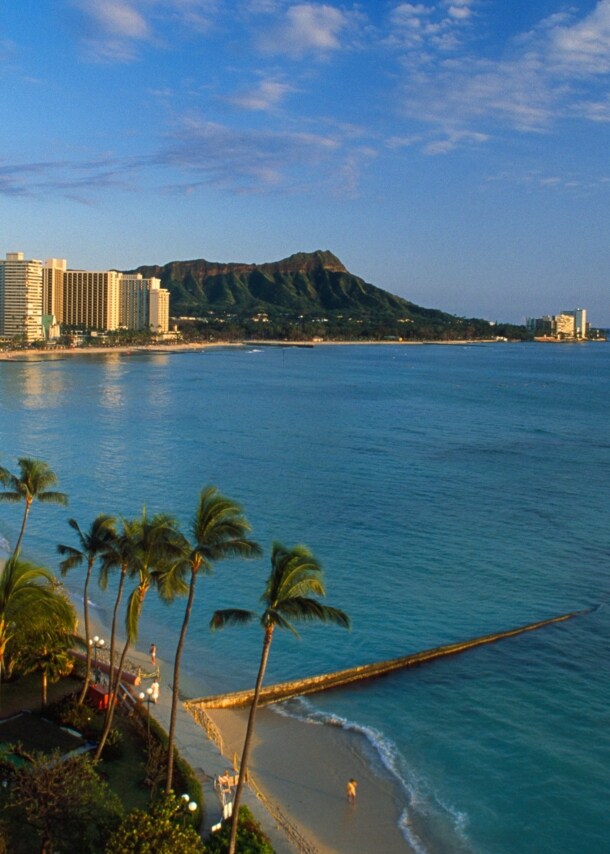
xmin=125 ymin=249 xmax=530 ymax=340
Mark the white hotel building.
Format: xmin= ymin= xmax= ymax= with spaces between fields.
xmin=0 ymin=251 xmax=170 ymax=342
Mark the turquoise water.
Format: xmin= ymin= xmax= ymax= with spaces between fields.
xmin=1 ymin=343 xmax=609 ymax=852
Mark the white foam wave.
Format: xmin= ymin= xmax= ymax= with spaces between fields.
xmin=272 ymin=699 xmax=430 ymax=852
xmin=272 ymin=698 xmax=471 ymax=853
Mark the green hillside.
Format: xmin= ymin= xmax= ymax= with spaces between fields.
xmin=126 ymin=250 xmax=529 ymax=341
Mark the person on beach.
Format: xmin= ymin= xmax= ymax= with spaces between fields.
xmin=346 ymin=779 xmax=358 ymax=803
xmin=151 ymin=679 xmax=160 ymax=703
xmin=150 ymin=643 xmax=156 ymax=666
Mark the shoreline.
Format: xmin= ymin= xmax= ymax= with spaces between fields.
xmin=0 ymin=553 xmax=410 ymax=853
xmin=0 ymin=337 xmax=529 ymax=362
xmin=205 ymin=703 xmax=412 ymax=854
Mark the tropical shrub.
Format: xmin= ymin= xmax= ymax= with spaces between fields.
xmin=205 ymin=806 xmax=274 ymax=854
xmin=105 ymin=792 xmax=205 ymax=853
xmin=101 ymin=727 xmax=124 ymax=761
xmin=7 ymin=751 xmax=123 ymax=853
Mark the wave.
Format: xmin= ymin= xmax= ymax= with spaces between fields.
xmin=272 ymin=698 xmax=471 ymax=853
xmin=0 ymin=535 xmax=10 ymax=555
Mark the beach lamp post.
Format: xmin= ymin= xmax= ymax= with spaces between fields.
xmin=89 ymin=636 xmax=105 ymax=681
xmin=180 ymin=793 xmax=197 ymax=827
xmin=138 ymin=686 xmax=154 ymax=746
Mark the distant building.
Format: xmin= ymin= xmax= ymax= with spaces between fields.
xmin=119 ymin=274 xmax=170 ymax=333
xmin=0 ymin=252 xmax=44 ymax=343
xmin=526 ymin=307 xmax=588 ymax=339
xmin=562 ymin=308 xmax=587 ymax=338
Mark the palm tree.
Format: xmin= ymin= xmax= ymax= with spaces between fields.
xmin=13 ymin=606 xmax=77 ymax=707
xmin=162 ymin=486 xmax=262 ymax=791
xmin=95 ymin=511 xmax=186 ymax=759
xmin=211 ymin=542 xmax=350 ymax=854
xmin=94 ymin=516 xmax=140 ymax=759
xmin=0 ymin=458 xmax=68 ymax=556
xmin=0 ymin=555 xmax=75 ymax=708
xmin=57 ymin=514 xmax=117 ymax=703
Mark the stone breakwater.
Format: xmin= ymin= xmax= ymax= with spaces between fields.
xmin=187 ymin=608 xmax=588 ymax=710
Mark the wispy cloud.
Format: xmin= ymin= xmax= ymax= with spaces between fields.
xmin=228 ymin=78 xmax=296 ymax=110
xmin=71 ymin=0 xmax=219 ymax=61
xmin=155 ymin=115 xmax=371 ymax=195
xmin=391 ymin=0 xmax=610 ymax=151
xmin=257 ymin=3 xmax=352 ymax=57
xmin=0 ymin=158 xmax=134 ymax=201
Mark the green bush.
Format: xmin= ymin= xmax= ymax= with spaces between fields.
xmin=101 ymin=727 xmax=124 ymax=762
xmin=205 ymin=806 xmax=274 ymax=854
xmin=45 ymin=693 xmax=97 ymax=736
xmin=105 ymin=792 xmax=205 ymax=853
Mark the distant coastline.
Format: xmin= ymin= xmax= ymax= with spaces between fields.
xmin=1 ymin=336 xmax=606 ymax=362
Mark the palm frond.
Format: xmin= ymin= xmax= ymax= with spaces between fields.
xmin=37 ymin=491 xmax=68 ymax=506
xmin=210 ymin=609 xmax=255 ymax=630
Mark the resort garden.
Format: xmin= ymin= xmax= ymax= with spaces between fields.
xmin=0 ymin=457 xmax=349 ymax=853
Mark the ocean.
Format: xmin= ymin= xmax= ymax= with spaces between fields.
xmin=1 ymin=343 xmax=609 ymax=853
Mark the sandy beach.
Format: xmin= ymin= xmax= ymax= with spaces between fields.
xmin=206 ymin=704 xmax=411 ymax=853
xmin=0 ymin=336 xmax=511 ymax=362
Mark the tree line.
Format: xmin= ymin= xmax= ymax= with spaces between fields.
xmin=0 ymin=457 xmax=349 ymax=854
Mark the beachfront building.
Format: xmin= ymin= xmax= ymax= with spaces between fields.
xmin=119 ymin=274 xmax=170 ymax=333
xmin=526 ymin=307 xmax=588 ymax=339
xmin=149 ymin=285 xmax=170 ymax=335
xmin=0 ymin=252 xmax=44 ymax=343
xmin=3 ymin=249 xmax=171 ymax=338
xmin=62 ymin=269 xmax=122 ymax=332
xmin=43 ymin=258 xmax=67 ymax=321
xmin=563 ymin=308 xmax=587 ymax=338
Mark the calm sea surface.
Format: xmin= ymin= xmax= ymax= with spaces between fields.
xmin=1 ymin=343 xmax=609 ymax=853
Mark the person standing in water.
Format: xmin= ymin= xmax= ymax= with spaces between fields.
xmin=346 ymin=779 xmax=358 ymax=804
xmin=150 ymin=643 xmax=156 ymax=666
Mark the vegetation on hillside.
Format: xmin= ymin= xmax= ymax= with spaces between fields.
xmin=127 ymin=250 xmax=532 ymax=342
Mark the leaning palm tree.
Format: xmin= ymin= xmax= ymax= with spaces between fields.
xmin=211 ymin=542 xmax=350 ymax=854
xmin=57 ymin=514 xmax=117 ymax=703
xmin=95 ymin=510 xmax=186 ymax=759
xmin=0 ymin=555 xmax=75 ymax=708
xmin=94 ymin=516 xmax=141 ymax=760
xmin=0 ymin=457 xmax=68 ymax=556
xmin=162 ymin=486 xmax=262 ymax=791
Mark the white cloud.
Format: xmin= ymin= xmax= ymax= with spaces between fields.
xmin=229 ymin=79 xmax=295 ymax=110
xmin=87 ymin=1 xmax=150 ymax=38
xmin=71 ymin=0 xmax=220 ymax=61
xmin=156 ymin=115 xmax=373 ymax=196
xmin=392 ymin=0 xmax=610 ymax=150
xmin=549 ymin=0 xmax=610 ymax=74
xmin=258 ymin=3 xmax=349 ymax=56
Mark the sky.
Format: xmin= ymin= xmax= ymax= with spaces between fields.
xmin=1 ymin=1 xmax=609 ymax=325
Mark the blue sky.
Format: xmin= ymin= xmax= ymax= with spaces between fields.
xmin=1 ymin=1 xmax=609 ymax=325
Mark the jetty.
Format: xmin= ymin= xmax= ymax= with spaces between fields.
xmin=187 ymin=608 xmax=586 ymax=710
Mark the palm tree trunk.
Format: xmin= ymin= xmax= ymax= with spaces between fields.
xmin=14 ymin=499 xmax=31 ymax=556
xmin=166 ymin=568 xmax=197 ymax=791
xmin=77 ymin=560 xmax=94 ymax=705
xmin=95 ymin=636 xmax=131 ymax=759
xmin=228 ymin=626 xmax=274 ymax=854
xmin=96 ymin=567 xmax=127 ymax=756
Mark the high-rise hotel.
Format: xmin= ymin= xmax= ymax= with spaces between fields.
xmin=0 ymin=252 xmax=44 ymax=343
xmin=0 ymin=251 xmax=170 ymax=343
